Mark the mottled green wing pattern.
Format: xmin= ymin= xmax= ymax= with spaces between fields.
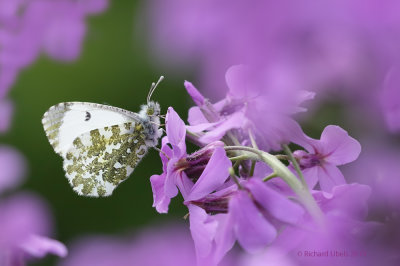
xmin=63 ymin=122 xmax=148 ymax=197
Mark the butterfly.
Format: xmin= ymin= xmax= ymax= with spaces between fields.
xmin=42 ymin=77 xmax=164 ymax=197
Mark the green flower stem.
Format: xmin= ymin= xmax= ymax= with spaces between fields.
xmin=229 ymin=167 xmax=243 ymax=189
xmin=232 ymin=159 xmax=242 ymax=171
xmin=275 ymin=154 xmax=289 ymax=160
xmin=225 ymin=146 xmax=324 ymax=224
xmin=282 ymin=144 xmax=308 ymax=188
xmin=248 ymin=129 xmax=258 ymax=177
xmin=186 ymin=130 xmax=204 ymax=147
xmin=229 ymin=155 xmax=249 ymax=161
xmin=249 ymin=161 xmax=256 ymax=177
xmin=263 ymin=172 xmax=278 ymax=181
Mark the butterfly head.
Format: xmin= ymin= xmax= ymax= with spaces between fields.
xmin=139 ymin=101 xmax=162 ymax=147
xmin=144 ymin=100 xmax=160 ymax=116
xmin=138 ymin=76 xmax=164 ymax=147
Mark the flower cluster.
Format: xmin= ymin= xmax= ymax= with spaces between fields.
xmin=148 ymin=65 xmax=378 ymax=265
xmin=146 ymin=0 xmax=400 ymax=134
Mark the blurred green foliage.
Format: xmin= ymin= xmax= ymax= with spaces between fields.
xmin=0 ymin=1 xmax=193 ymax=265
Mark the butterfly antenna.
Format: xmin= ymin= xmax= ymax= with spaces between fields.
xmin=147 ymin=76 xmax=164 ymax=104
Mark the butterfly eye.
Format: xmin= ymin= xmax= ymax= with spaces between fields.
xmin=147 ymin=108 xmax=154 ymax=116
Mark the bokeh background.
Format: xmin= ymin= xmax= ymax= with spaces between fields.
xmin=1 ymin=0 xmax=400 ymax=265
xmin=1 ymin=2 xmax=193 ymax=265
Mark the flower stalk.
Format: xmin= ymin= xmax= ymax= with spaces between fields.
xmin=225 ymin=146 xmax=324 ymax=224
xmin=282 ymin=144 xmax=308 ymax=188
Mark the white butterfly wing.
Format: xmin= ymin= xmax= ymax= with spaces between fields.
xmin=63 ymin=122 xmax=149 ymax=197
xmin=42 ymin=102 xmax=141 ymax=156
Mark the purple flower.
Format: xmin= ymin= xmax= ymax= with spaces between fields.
xmin=0 ymin=193 xmax=67 ymax=265
xmin=293 ymin=125 xmax=361 ymax=192
xmin=19 ymin=235 xmax=67 ymax=260
xmin=185 ymin=65 xmax=313 ymax=151
xmin=276 ymin=183 xmax=372 ymax=245
xmin=145 ymin=0 xmax=400 ymax=137
xmin=185 ymin=80 xmax=205 ymax=106
xmin=312 ymin=183 xmax=371 ymax=221
xmin=187 ymin=178 xmax=304 ymax=265
xmin=59 ymin=224 xmax=236 ymax=266
xmin=150 ymin=107 xmax=187 ymax=213
xmin=146 ymin=0 xmax=400 ymax=97
xmin=0 ymin=0 xmax=108 ymax=96
xmin=150 ymin=107 xmax=231 ymax=213
xmin=272 ymin=183 xmax=390 ymax=266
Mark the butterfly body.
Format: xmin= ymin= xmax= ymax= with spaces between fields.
xmin=42 ymin=101 xmax=162 ymax=197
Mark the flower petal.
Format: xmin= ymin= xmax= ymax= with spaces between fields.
xmin=213 ymin=214 xmax=235 ymax=265
xmin=185 ymin=81 xmax=205 ymax=106
xmin=313 ymin=183 xmax=371 ymax=220
xmin=246 ymin=178 xmax=304 ymax=224
xmin=225 ymin=65 xmax=257 ymax=99
xmin=189 ymin=205 xmax=218 ymax=258
xmin=318 ymin=164 xmax=347 ymax=192
xmin=186 ymin=147 xmax=231 ymax=201
xmin=150 ymin=173 xmax=171 ymax=213
xmin=186 ymin=122 xmax=218 ymax=133
xmin=20 ymin=234 xmax=67 ymax=258
xmin=286 ymin=121 xmax=317 ymax=153
xmin=188 ymin=106 xmax=208 ymax=126
xmin=320 ymin=125 xmax=361 ymax=165
xmin=160 ymin=137 xmax=173 ymax=172
xmin=164 ymin=158 xmax=180 ymax=198
xmin=199 ymin=111 xmax=246 ymax=144
xmin=175 ymin=170 xmax=194 ymax=200
xmin=166 ymin=107 xmax=186 ymax=154
xmin=299 ymin=166 xmax=319 ymax=190
xmin=0 ymin=193 xmax=51 ymax=248
xmin=230 ymin=191 xmax=277 ymax=253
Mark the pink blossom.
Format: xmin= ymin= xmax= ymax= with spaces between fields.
xmin=294 ymin=125 xmax=361 ymax=192
xmin=185 ymin=66 xmax=314 ymax=151
xmin=187 ymin=178 xmax=303 ymax=265
xmin=150 ymin=107 xmax=231 ymax=213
